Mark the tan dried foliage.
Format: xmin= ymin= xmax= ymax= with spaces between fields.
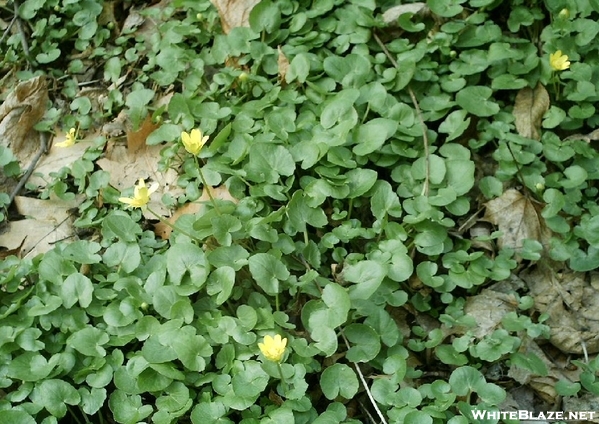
xmin=154 ymin=186 xmax=238 ymax=239
xmin=210 ymin=0 xmax=261 ymax=34
xmin=0 ymin=76 xmax=48 ymax=162
xmin=97 ymin=115 xmax=181 ymax=217
xmin=513 ymin=83 xmax=550 ymax=140
xmin=483 ymin=189 xmax=551 ymax=253
xmin=278 ymin=46 xmax=289 ymax=83
xmin=523 ymin=266 xmax=599 ymax=354
xmin=0 ymin=195 xmax=83 ymax=257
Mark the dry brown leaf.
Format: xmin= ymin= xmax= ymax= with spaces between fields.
xmin=382 ymin=2 xmax=428 ymax=24
xmin=513 ymin=83 xmax=550 ymax=140
xmin=462 ymin=289 xmax=518 ymax=338
xmin=1 ymin=195 xmax=83 ymax=257
xmin=97 ymin=117 xmax=181 ymax=217
xmin=523 ymin=266 xmax=599 ymax=354
xmin=508 ymin=338 xmax=581 ymax=406
xmin=210 ymin=0 xmax=261 ymax=34
xmin=128 ymin=114 xmax=159 ymax=154
xmin=0 ymin=76 xmax=48 ymax=162
xmin=154 ymin=185 xmax=238 ymax=239
xmin=483 ymin=189 xmax=551 ymax=253
xmin=29 ymin=133 xmax=95 ymax=188
xmin=563 ymin=393 xmax=599 ymax=423
xmin=278 ymin=46 xmax=289 ymax=83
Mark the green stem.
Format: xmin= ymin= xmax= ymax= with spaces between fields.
xmin=195 ymin=157 xmax=222 ymax=215
xmin=146 ymin=207 xmax=202 ymax=243
xmin=276 ymin=362 xmax=289 ymax=395
xmin=275 ymin=293 xmax=280 ymax=312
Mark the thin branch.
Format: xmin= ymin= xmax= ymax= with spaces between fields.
xmin=0 ymin=15 xmax=18 ymax=45
xmin=12 ymin=0 xmax=30 ymax=57
xmin=339 ymin=330 xmax=388 ymax=424
xmin=373 ymin=32 xmax=430 ymax=196
xmin=9 ymin=132 xmax=49 ymax=206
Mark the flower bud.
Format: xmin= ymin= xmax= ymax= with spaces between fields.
xmin=558 ymin=8 xmax=569 ymax=19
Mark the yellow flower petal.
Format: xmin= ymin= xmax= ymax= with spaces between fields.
xmin=181 ymin=128 xmax=209 ymax=156
xmin=55 ymin=128 xmax=76 ymax=148
xmin=258 ymin=334 xmax=287 ymax=362
xmin=119 ymin=178 xmax=158 ymax=209
xmin=550 ymin=50 xmax=570 ymax=71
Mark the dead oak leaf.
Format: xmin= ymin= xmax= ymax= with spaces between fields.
xmin=210 ymin=0 xmax=261 ymax=34
xmin=513 ymin=84 xmax=550 ymax=140
xmin=483 ymin=189 xmax=551 ymax=253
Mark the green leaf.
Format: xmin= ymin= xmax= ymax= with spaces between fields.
xmin=449 ymin=366 xmax=485 ymax=396
xmin=371 ymin=181 xmax=402 ymax=220
xmin=344 ymin=323 xmax=381 ymax=362
xmin=321 ymin=89 xmax=360 ymax=129
xmin=343 ymin=260 xmax=387 ymax=300
xmin=68 ymin=327 xmax=109 ymax=357
xmin=322 ymin=283 xmax=350 ymax=327
xmin=166 ymin=242 xmax=208 ymax=286
xmin=31 ymin=379 xmax=81 ymax=418
xmin=211 ymin=214 xmax=242 ymax=246
xmin=428 ymin=0 xmax=464 ymax=17
xmin=416 ymin=261 xmax=444 ymax=288
xmin=232 ymin=361 xmax=270 ymax=398
xmin=353 ymin=118 xmax=398 ymax=156
xmin=207 ymin=266 xmax=236 ymax=305
xmin=109 ymin=390 xmax=153 ymax=424
xmin=286 ymin=190 xmax=328 ymax=233
xmin=455 ymin=86 xmax=500 ymax=117
xmin=125 ymin=88 xmax=155 ymax=130
xmin=247 ymin=143 xmax=295 ymax=183
xmin=287 ymin=53 xmax=311 ymax=83
xmin=7 ymin=352 xmax=54 ymax=381
xmin=320 ymin=364 xmax=359 ymax=400
xmin=102 ymin=212 xmax=142 ymax=242
xmin=62 ymin=240 xmax=102 ymax=264
xmin=102 ymin=241 xmax=141 ymax=273
xmin=60 ymin=272 xmax=94 ymax=308
xmin=439 ymin=109 xmax=471 ymax=142
xmin=248 ymin=252 xmax=290 ymax=295
xmin=208 ymin=123 xmax=232 ymax=154
xmin=2 ymin=410 xmax=36 ymax=424
xmin=191 ymin=400 xmax=231 ymax=424
xmin=249 ymin=0 xmax=281 ymax=33
xmin=36 ymin=48 xmax=61 ymax=63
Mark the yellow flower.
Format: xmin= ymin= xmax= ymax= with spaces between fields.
xmin=181 ymin=129 xmax=209 ymax=156
xmin=118 ymin=178 xmax=159 ymax=209
xmin=55 ymin=128 xmax=76 ymax=147
xmin=258 ymin=334 xmax=287 ymax=362
xmin=549 ymin=50 xmax=570 ymax=71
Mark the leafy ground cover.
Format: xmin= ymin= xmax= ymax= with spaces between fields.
xmin=2 ymin=0 xmax=599 ymax=423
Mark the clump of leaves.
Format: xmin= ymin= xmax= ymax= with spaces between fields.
xmin=3 ymin=0 xmax=599 ymax=422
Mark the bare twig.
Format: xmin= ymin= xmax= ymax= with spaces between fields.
xmin=9 ymin=132 xmax=49 ymax=206
xmin=339 ymin=330 xmax=388 ymax=424
xmin=0 ymin=15 xmax=18 ymax=45
xmin=12 ymin=0 xmax=30 ymax=56
xmin=373 ymin=32 xmax=430 ymax=196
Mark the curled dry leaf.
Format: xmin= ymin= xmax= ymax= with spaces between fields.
xmin=563 ymin=393 xmax=599 ymax=423
xmin=513 ymin=83 xmax=550 ymax=140
xmin=508 ymin=338 xmax=581 ymax=405
xmin=382 ymin=2 xmax=428 ymax=24
xmin=278 ymin=46 xmax=289 ymax=83
xmin=0 ymin=75 xmax=48 ymax=161
xmin=210 ymin=0 xmax=261 ymax=34
xmin=483 ymin=189 xmax=551 ymax=253
xmin=523 ymin=267 xmax=599 ymax=354
xmin=462 ymin=289 xmax=518 ymax=339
